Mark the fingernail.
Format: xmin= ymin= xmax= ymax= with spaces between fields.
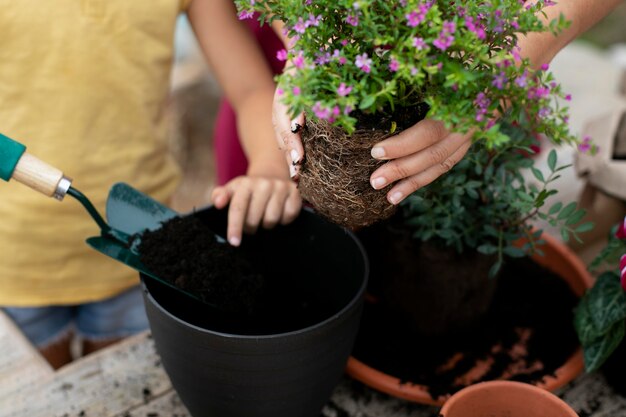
xmin=389 ymin=191 xmax=403 ymax=205
xmin=371 ymin=177 xmax=387 ymax=189
xmin=371 ymin=147 xmax=386 ymax=159
xmin=290 ymin=121 xmax=302 ymax=133
xmin=290 ymin=149 xmax=301 ymax=164
xmin=289 ymin=164 xmax=297 ymax=178
xmin=228 ymin=236 xmax=241 ymax=247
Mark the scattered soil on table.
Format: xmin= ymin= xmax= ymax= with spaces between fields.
xmin=351 ymin=257 xmax=580 ymax=401
xmin=139 ymin=215 xmax=335 ymax=334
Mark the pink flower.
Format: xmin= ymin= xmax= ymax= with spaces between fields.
xmin=405 ymin=3 xmax=432 ymax=27
xmin=306 ymin=14 xmax=322 ymax=27
xmin=292 ymin=86 xmax=301 ymax=96
xmin=565 ymin=94 xmax=572 ymax=101
xmin=292 ymin=51 xmax=305 ymax=69
xmin=620 ymin=254 xmax=626 ymax=292
xmin=346 ymin=14 xmax=359 ymax=26
xmin=465 ymin=16 xmax=486 ymax=40
xmin=578 ymin=135 xmax=593 ymax=154
xmin=337 ymin=83 xmax=353 ymax=96
xmin=433 ymin=20 xmax=456 ymax=51
xmin=389 ymin=58 xmax=399 ymax=72
xmin=355 ymin=53 xmax=372 ymax=73
xmin=276 ymin=49 xmax=288 ymax=61
xmin=412 ymin=37 xmax=427 ymax=50
xmin=312 ymin=102 xmax=331 ymax=120
xmin=294 ymin=18 xmax=307 ymax=34
xmin=238 ymin=10 xmax=254 ymax=20
xmin=492 ymin=72 xmax=508 ymax=89
xmin=617 ymin=216 xmax=626 ymax=239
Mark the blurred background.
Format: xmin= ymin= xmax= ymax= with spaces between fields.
xmin=166 ymin=5 xmax=626 ymax=261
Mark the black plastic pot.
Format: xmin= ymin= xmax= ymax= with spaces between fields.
xmin=141 ymin=207 xmax=368 ymax=417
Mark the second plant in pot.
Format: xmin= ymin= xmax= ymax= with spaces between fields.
xmin=348 ymin=136 xmax=593 ymax=403
xmin=237 ymin=0 xmax=576 ymax=228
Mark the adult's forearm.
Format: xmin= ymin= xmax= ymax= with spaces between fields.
xmin=518 ymin=0 xmax=622 ymax=67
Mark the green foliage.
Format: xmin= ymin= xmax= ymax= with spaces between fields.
xmin=400 ymin=122 xmax=591 ymax=274
xmin=236 ymin=0 xmax=576 ymax=149
xmin=574 ymin=272 xmax=626 ymax=372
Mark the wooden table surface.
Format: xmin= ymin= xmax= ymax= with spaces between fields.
xmin=2 ymin=310 xmax=626 ymax=417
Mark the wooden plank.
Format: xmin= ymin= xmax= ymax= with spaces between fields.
xmin=0 ymin=311 xmax=54 ymax=404
xmin=4 ymin=332 xmax=179 ymax=417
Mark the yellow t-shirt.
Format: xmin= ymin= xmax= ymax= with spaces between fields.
xmin=0 ymin=0 xmax=193 ymax=306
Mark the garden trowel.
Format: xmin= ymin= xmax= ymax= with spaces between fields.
xmin=0 ymin=132 xmax=214 ymax=305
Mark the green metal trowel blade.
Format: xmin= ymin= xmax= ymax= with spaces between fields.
xmin=86 ymin=182 xmax=209 ymax=305
xmin=106 ymin=182 xmax=178 ymax=235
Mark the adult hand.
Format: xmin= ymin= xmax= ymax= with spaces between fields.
xmin=211 ymin=176 xmax=302 ymax=247
xmin=272 ymin=88 xmax=305 ymax=178
xmin=369 ymin=119 xmax=473 ymax=205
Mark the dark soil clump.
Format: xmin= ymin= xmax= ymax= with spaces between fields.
xmin=139 ymin=216 xmax=264 ymax=314
xmin=139 ymin=215 xmax=337 ymax=334
xmin=299 ymin=104 xmax=429 ymax=229
xmin=351 ymin=257 xmax=580 ymax=401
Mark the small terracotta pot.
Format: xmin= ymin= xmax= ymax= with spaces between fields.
xmin=346 ymin=232 xmax=593 ymax=405
xmin=439 ymin=381 xmax=579 ymax=417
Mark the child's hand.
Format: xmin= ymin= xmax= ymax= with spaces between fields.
xmin=211 ymin=176 xmax=302 ymax=247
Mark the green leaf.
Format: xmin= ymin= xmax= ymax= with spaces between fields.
xmin=477 ymin=244 xmax=498 ymax=255
xmin=503 ymin=246 xmax=526 ymax=258
xmin=561 ymin=228 xmax=570 ymax=242
xmin=547 ymin=149 xmax=557 ymax=171
xmin=575 ymin=272 xmax=626 ymax=347
xmin=575 ymin=222 xmax=594 ymax=233
xmin=583 ymin=321 xmax=625 ymax=372
xmin=359 ymin=95 xmax=376 ymax=109
xmin=587 ymin=272 xmax=626 ymax=333
xmin=557 ymin=202 xmax=577 ymax=220
xmin=548 ymin=202 xmax=562 ymax=215
xmin=488 ymin=260 xmax=503 ymax=278
xmin=531 ymin=167 xmax=545 ymax=182
xmin=566 ymin=209 xmax=586 ymax=226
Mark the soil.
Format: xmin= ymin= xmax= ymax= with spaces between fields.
xmin=138 ymin=215 xmax=336 ymax=334
xmin=139 ymin=215 xmax=265 ymax=314
xmin=351 ymin=257 xmax=580 ymax=401
xmin=299 ymin=103 xmax=429 ymax=229
xmin=357 ymin=218 xmax=497 ymax=337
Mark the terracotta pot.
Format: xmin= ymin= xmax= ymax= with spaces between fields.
xmin=439 ymin=380 xmax=579 ymax=417
xmin=345 ymin=232 xmax=592 ymax=406
xmin=143 ymin=207 xmax=369 ymax=417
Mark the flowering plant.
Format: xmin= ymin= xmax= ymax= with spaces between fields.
xmin=574 ymin=217 xmax=626 ymax=372
xmin=237 ymin=0 xmax=593 ymax=257
xmin=237 ymin=0 xmax=575 ymax=148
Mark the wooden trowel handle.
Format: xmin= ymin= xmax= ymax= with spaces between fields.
xmin=13 ymin=153 xmax=72 ymax=200
xmin=0 ymin=133 xmax=72 ymax=200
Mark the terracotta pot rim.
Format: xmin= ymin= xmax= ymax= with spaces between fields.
xmin=439 ymin=380 xmax=579 ymax=417
xmin=345 ymin=232 xmax=592 ymax=406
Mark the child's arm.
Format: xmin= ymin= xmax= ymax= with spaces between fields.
xmin=187 ymin=0 xmax=301 ymax=247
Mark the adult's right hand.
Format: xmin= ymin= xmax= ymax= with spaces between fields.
xmin=272 ymin=88 xmax=305 ymax=179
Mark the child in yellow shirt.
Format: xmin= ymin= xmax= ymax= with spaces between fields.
xmin=0 ymin=0 xmax=300 ymax=368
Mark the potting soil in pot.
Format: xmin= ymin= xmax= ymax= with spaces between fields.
xmin=351 ymin=257 xmax=579 ymax=400
xmin=139 ymin=215 xmax=335 ymax=334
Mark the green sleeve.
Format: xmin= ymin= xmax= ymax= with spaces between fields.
xmin=0 ymin=133 xmax=26 ymax=182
